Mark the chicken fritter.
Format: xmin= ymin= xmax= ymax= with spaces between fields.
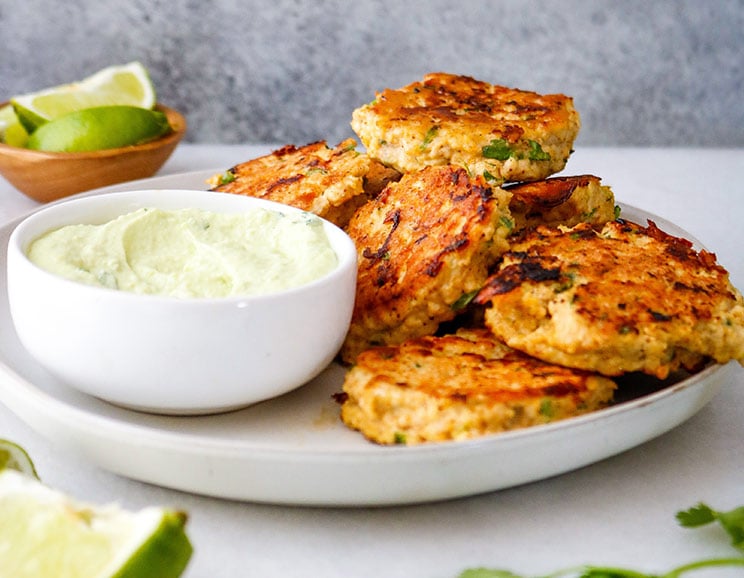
xmin=340 ymin=165 xmax=512 ymax=363
xmin=506 ymin=174 xmax=617 ymax=232
xmin=208 ymin=139 xmax=400 ymax=228
xmin=339 ymin=329 xmax=617 ymax=445
xmin=351 ymin=73 xmax=580 ymax=183
xmin=475 ymin=219 xmax=744 ymax=378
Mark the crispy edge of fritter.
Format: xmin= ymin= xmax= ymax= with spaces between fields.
xmin=339 ymin=328 xmax=617 ymax=445
xmin=351 ymin=72 xmax=580 ymax=181
xmin=506 ymin=174 xmax=617 ymax=232
xmin=207 ymin=139 xmax=397 ymax=228
xmin=475 ymin=219 xmax=744 ymax=378
xmin=340 ymin=165 xmax=512 ymax=364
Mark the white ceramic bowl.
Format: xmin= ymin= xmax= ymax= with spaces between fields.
xmin=6 ymin=189 xmax=357 ymax=415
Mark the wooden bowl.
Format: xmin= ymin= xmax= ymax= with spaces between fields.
xmin=0 ymin=103 xmax=186 ymax=203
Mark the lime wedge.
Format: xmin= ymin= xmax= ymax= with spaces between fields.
xmin=10 ymin=61 xmax=156 ymax=133
xmin=0 ymin=439 xmax=38 ymax=478
xmin=27 ymin=105 xmax=172 ymax=152
xmin=0 ymin=469 xmax=193 ymax=578
xmin=0 ymin=104 xmax=29 ymax=147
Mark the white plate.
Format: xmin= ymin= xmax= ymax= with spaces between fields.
xmin=0 ymin=171 xmax=734 ymax=506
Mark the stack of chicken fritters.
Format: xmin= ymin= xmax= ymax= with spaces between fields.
xmin=208 ymin=72 xmax=744 ymax=446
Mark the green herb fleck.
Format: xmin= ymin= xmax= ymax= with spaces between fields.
xmin=96 ymin=271 xmax=118 ymax=290
xmin=483 ymin=169 xmax=500 ymax=184
xmin=451 ymin=289 xmax=480 ymax=311
xmin=393 ymin=432 xmax=407 ymax=444
xmin=482 ymin=139 xmax=514 ymax=161
xmin=553 ymin=272 xmax=576 ymax=293
xmin=614 ymin=205 xmax=622 ymax=219
xmin=582 ymin=207 xmax=598 ymax=220
xmin=217 ymin=171 xmax=236 ymax=185
xmin=526 ymin=140 xmax=551 ymax=161
xmin=419 ymin=125 xmax=439 ymax=150
xmin=539 ymin=398 xmax=554 ymax=418
xmin=340 ymin=141 xmax=358 ymax=153
xmin=499 ymin=215 xmax=515 ymax=232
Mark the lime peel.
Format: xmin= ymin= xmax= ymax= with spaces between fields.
xmin=9 ymin=61 xmax=156 ymax=132
xmin=0 ymin=469 xmax=192 ymax=578
xmin=0 ymin=439 xmax=38 ymax=478
xmin=26 ymin=105 xmax=172 ymax=152
xmin=0 ymin=105 xmax=29 ymax=147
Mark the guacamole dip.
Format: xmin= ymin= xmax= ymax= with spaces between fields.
xmin=27 ymin=206 xmax=339 ymax=298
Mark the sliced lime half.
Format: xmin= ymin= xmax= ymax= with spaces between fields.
xmin=0 ymin=439 xmax=38 ymax=478
xmin=0 ymin=469 xmax=193 ymax=578
xmin=10 ymin=61 xmax=156 ymax=132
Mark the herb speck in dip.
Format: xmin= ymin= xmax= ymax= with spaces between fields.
xmin=27 ymin=206 xmax=338 ymax=298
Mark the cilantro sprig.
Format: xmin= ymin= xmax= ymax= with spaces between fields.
xmin=459 ymin=560 xmax=744 ymax=578
xmin=676 ymin=502 xmax=744 ymax=551
xmin=457 ymin=503 xmax=744 ymax=578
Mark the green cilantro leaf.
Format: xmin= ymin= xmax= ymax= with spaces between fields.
xmin=482 ymin=139 xmax=514 ymax=160
xmin=483 ymin=169 xmax=501 ymax=184
xmin=718 ymin=508 xmax=744 ymax=551
xmin=451 ymin=289 xmax=479 ymax=312
xmin=676 ymin=503 xmax=717 ymax=527
xmin=457 ymin=504 xmax=744 ymax=578
xmin=217 ymin=171 xmax=236 ymax=185
xmin=527 ymin=140 xmax=551 ymax=161
xmin=678 ymin=502 xmax=744 ymax=551
xmin=419 ymin=125 xmax=439 ymax=150
xmin=393 ymin=432 xmax=407 ymax=444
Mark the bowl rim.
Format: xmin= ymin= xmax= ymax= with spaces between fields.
xmin=8 ymin=189 xmax=358 ymax=305
xmin=0 ymin=102 xmax=186 ymax=159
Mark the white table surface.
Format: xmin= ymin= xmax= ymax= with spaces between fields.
xmin=1 ymin=145 xmax=742 ymax=577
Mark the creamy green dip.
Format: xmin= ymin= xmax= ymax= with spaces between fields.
xmin=27 ymin=206 xmax=339 ymax=298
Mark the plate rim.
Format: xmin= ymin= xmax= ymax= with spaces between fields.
xmin=0 ymin=171 xmax=728 ymax=504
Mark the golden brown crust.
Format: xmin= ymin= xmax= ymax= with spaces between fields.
xmin=340 ymin=165 xmax=512 ymax=363
xmin=506 ymin=174 xmax=617 ymax=232
xmin=208 ymin=139 xmax=399 ymax=228
xmin=339 ymin=328 xmax=616 ymax=445
xmin=351 ymin=73 xmax=580 ymax=182
xmin=476 ymin=219 xmax=744 ymax=378
xmin=362 ymin=159 xmax=402 ymax=198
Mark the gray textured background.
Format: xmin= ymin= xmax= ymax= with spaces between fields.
xmin=1 ymin=0 xmax=742 ymax=147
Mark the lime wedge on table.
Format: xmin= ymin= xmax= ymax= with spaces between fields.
xmin=0 ymin=104 xmax=28 ymax=147
xmin=0 ymin=439 xmax=38 ymax=478
xmin=0 ymin=469 xmax=193 ymax=578
xmin=10 ymin=61 xmax=156 ymax=133
xmin=27 ymin=105 xmax=172 ymax=152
